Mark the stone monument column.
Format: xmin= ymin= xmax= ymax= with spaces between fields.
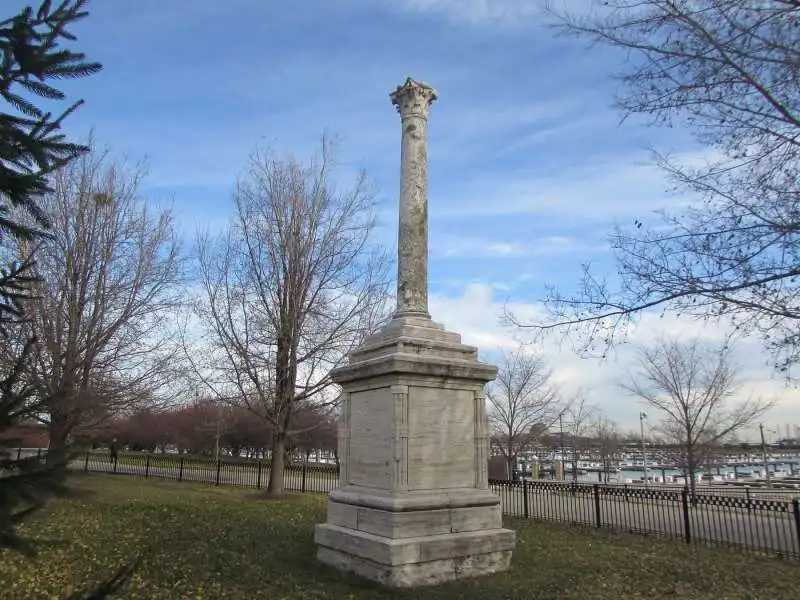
xmin=314 ymin=78 xmax=515 ymax=588
xmin=391 ymin=78 xmax=437 ymax=318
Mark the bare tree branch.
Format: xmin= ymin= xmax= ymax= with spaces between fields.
xmin=561 ymin=391 xmax=598 ymax=482
xmin=620 ymin=334 xmax=774 ymax=494
xmin=487 ymin=346 xmax=568 ymax=475
xmin=510 ymin=1 xmax=800 ymax=371
xmin=183 ymin=137 xmax=391 ymax=494
xmin=1 ymin=140 xmax=184 ymax=459
xmin=589 ymin=410 xmax=621 ymax=482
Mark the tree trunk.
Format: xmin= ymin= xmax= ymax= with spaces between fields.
xmin=267 ymin=431 xmax=286 ymax=494
xmin=265 ymin=333 xmax=296 ymax=496
xmin=572 ymin=446 xmax=579 ymax=483
xmin=686 ymin=439 xmax=697 ymax=498
xmin=46 ymin=411 xmax=70 ymax=466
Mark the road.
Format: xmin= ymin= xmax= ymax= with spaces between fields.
xmin=68 ymin=458 xmax=799 ymax=557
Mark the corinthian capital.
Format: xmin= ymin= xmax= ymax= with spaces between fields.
xmin=390 ymin=77 xmax=438 ymax=119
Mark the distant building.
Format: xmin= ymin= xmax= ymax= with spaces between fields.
xmin=1 ymin=421 xmax=49 ymax=448
xmin=776 ymin=438 xmax=800 ymax=449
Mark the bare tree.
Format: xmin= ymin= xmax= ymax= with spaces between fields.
xmin=559 ymin=391 xmax=596 ymax=482
xmin=510 ymin=2 xmax=800 ymax=371
xmin=487 ymin=347 xmax=565 ymax=476
xmin=184 ymin=140 xmax=391 ymax=495
xmin=621 ymin=335 xmax=773 ymax=494
xmin=589 ymin=410 xmax=620 ymax=482
xmin=4 ymin=143 xmax=183 ymax=461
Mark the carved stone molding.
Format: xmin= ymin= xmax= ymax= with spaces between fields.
xmin=338 ymin=392 xmax=351 ymax=487
xmin=473 ymin=387 xmax=489 ymax=489
xmin=390 ymin=77 xmax=438 ymax=120
xmin=391 ymin=384 xmax=409 ymax=491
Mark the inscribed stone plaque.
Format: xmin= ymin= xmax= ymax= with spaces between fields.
xmin=348 ymin=388 xmax=393 ymax=489
xmin=407 ymin=386 xmax=475 ymax=490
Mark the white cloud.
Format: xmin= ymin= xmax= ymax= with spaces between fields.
xmin=429 ymin=282 xmax=800 ymax=440
xmin=432 ymin=234 xmax=606 ymax=259
xmin=494 ymin=113 xmax=618 ymax=156
xmin=399 ymin=0 xmax=541 ymax=23
xmin=435 ymin=235 xmax=527 ymax=258
xmin=432 ymin=151 xmax=702 ymax=223
xmin=533 ymin=236 xmax=607 ymax=256
xmin=394 ymin=0 xmax=600 ymax=25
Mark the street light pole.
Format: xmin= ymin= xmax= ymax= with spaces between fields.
xmin=559 ymin=413 xmax=566 ymax=481
xmin=760 ymin=423 xmax=772 ymax=489
xmin=215 ymin=402 xmax=221 ymax=463
xmin=640 ymin=412 xmax=648 ymax=489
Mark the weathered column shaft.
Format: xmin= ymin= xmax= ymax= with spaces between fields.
xmin=390 ymin=78 xmax=437 ymax=318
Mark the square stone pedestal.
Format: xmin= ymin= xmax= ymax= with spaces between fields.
xmin=314 ymin=316 xmax=516 ymax=587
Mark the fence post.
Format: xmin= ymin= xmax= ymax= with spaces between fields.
xmin=793 ymin=499 xmax=800 ymax=558
xmin=257 ymin=460 xmax=262 ymax=489
xmin=302 ymin=460 xmax=308 ymax=493
xmin=681 ymin=487 xmax=691 ymax=544
xmin=593 ymin=484 xmax=602 ymax=528
xmin=145 ymin=454 xmax=150 ymax=478
xmin=745 ymin=486 xmax=752 ymax=513
xmin=179 ymin=457 xmax=184 ymax=482
xmin=215 ymin=459 xmax=221 ymax=486
xmin=84 ymin=452 xmax=89 ymax=473
xmin=522 ymin=480 xmax=530 ymax=519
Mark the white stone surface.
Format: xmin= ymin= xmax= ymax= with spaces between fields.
xmin=407 ymin=386 xmax=475 ymax=490
xmin=390 ymin=78 xmax=437 ymax=319
xmin=323 ymin=501 xmax=502 ymax=539
xmin=315 ymin=315 xmax=517 ymax=586
xmin=317 ymin=546 xmax=513 ymax=588
xmin=348 ymin=388 xmax=393 ymax=489
xmin=314 ymin=78 xmax=515 ymax=588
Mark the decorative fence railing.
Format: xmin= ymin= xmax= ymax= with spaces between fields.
xmin=74 ymin=451 xmax=342 ymax=494
xmin=490 ymin=478 xmax=800 ymax=560
xmin=9 ymin=449 xmax=800 ymax=561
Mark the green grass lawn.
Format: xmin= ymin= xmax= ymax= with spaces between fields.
xmin=1 ymin=475 xmax=798 ymax=600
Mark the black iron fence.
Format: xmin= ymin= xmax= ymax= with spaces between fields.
xmin=72 ymin=450 xmax=341 ymax=494
xmin=489 ymin=478 xmax=800 ymax=560
xmin=10 ymin=448 xmax=800 ymax=561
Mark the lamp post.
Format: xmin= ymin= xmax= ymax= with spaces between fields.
xmin=759 ymin=423 xmax=772 ymax=489
xmin=559 ymin=413 xmax=566 ymax=481
xmin=640 ymin=412 xmax=648 ymax=488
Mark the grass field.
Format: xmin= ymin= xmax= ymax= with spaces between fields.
xmin=1 ymin=475 xmax=798 ymax=600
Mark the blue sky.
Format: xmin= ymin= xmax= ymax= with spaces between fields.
xmin=14 ymin=0 xmax=799 ymax=437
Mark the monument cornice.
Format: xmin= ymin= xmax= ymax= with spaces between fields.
xmin=329 ymin=352 xmax=498 ymax=385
